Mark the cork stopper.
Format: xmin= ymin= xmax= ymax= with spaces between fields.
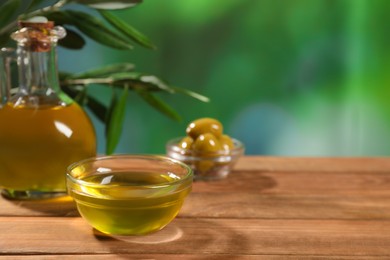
xmin=18 ymin=20 xmax=54 ymax=31
xmin=12 ymin=17 xmax=65 ymax=52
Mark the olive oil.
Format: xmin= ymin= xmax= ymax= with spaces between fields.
xmin=0 ymin=102 xmax=96 ymax=195
xmin=69 ymin=171 xmax=191 ymax=235
xmin=0 ymin=21 xmax=97 ymax=199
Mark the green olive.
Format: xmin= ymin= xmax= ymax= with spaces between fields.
xmin=192 ymin=133 xmax=222 ymax=154
xmin=196 ymin=160 xmax=214 ymax=173
xmin=219 ymin=134 xmax=234 ymax=151
xmin=178 ymin=136 xmax=193 ymax=150
xmin=186 ymin=118 xmax=223 ymax=139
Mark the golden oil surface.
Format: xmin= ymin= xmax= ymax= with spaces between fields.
xmin=0 ymin=102 xmax=96 ymax=192
xmin=70 ymin=171 xmax=191 ymax=235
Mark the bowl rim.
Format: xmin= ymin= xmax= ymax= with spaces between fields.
xmin=166 ymin=137 xmax=245 ymax=158
xmin=66 ymin=154 xmax=193 ymax=189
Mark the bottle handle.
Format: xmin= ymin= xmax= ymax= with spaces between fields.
xmin=0 ymin=47 xmax=14 ymax=105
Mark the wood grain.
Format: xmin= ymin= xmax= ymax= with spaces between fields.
xmin=235 ymin=156 xmax=390 ymax=172
xmin=1 ymin=217 xmax=390 ymax=257
xmin=1 ymin=157 xmax=390 ymax=258
xmin=0 ymin=256 xmax=388 ymax=259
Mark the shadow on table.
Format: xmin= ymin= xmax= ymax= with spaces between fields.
xmin=94 ymin=223 xmax=184 ymax=244
xmin=192 ymin=171 xmax=278 ymax=193
xmin=93 ymin=218 xmax=249 ymax=257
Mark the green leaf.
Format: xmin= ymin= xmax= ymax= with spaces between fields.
xmin=27 ymin=0 xmax=47 ymax=11
xmin=104 ymin=72 xmax=175 ymax=93
xmin=61 ymin=84 xmax=108 ymax=123
xmin=60 ymin=84 xmax=86 ymax=105
xmin=105 ymin=90 xmax=117 ymax=126
xmin=105 ymin=87 xmax=129 ymax=154
xmin=74 ymin=0 xmax=142 ymax=10
xmin=58 ymin=27 xmax=86 ymax=49
xmin=64 ymin=10 xmax=133 ymax=50
xmin=0 ymin=0 xmax=20 ymax=29
xmin=74 ymin=87 xmax=88 ymax=105
xmin=137 ymin=74 xmax=174 ymax=93
xmin=70 ymin=63 xmax=135 ymax=79
xmin=86 ymin=94 xmax=108 ymax=123
xmin=61 ymin=85 xmax=78 ymax=99
xmin=170 ymin=86 xmax=210 ymax=103
xmin=135 ymin=88 xmax=181 ymax=121
xmin=45 ymin=11 xmax=74 ymax=25
xmin=59 ymin=71 xmax=73 ymax=81
xmin=99 ymin=10 xmax=155 ymax=49
xmin=0 ymin=34 xmax=10 ymax=47
xmin=110 ymin=71 xmax=142 ymax=81
xmin=111 ymin=72 xmax=174 ymax=93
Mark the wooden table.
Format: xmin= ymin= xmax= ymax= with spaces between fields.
xmin=1 ymin=156 xmax=390 ymax=259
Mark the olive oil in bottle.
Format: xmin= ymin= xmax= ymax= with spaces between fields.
xmin=0 ymin=19 xmax=96 ymax=199
xmin=0 ymin=102 xmax=96 ymax=195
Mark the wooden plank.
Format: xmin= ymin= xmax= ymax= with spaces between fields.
xmin=181 ymin=193 xmax=390 ymax=219
xmin=1 ymin=192 xmax=390 ymax=220
xmin=1 ymin=217 xmax=390 ymax=256
xmin=235 ymin=157 xmax=390 ymax=172
xmin=1 ymin=157 xmax=390 ymax=258
xmin=1 ymin=171 xmax=390 ymax=219
xmin=192 ymin=170 xmax=390 ymax=194
xmin=0 ymin=255 xmax=388 ymax=259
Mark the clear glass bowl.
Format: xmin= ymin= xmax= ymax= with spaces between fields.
xmin=66 ymin=155 xmax=193 ymax=236
xmin=166 ymin=137 xmax=244 ymax=181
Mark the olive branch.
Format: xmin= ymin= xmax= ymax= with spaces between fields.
xmin=0 ymin=0 xmax=209 ymax=154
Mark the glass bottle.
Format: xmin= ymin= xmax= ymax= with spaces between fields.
xmin=0 ymin=19 xmax=96 ymax=199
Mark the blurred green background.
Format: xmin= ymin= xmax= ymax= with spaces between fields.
xmin=59 ymin=0 xmax=390 ymax=156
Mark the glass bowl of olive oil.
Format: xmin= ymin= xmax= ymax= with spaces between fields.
xmin=66 ymin=155 xmax=193 ymax=236
xmin=166 ymin=137 xmax=244 ymax=181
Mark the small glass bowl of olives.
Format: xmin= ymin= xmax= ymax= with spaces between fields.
xmin=166 ymin=118 xmax=244 ymax=180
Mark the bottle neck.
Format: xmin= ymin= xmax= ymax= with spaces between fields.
xmin=17 ymin=43 xmax=60 ymax=95
xmin=8 ymin=21 xmax=70 ymax=107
